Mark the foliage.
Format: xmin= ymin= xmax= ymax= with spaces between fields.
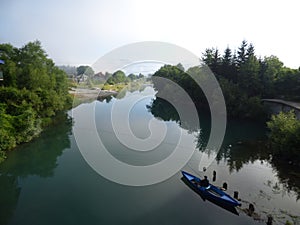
xmin=267 ymin=111 xmax=300 ymax=158
xmin=152 ymin=65 xmax=202 ymax=104
xmin=0 ymin=91 xmax=42 ymax=155
xmin=218 ymin=78 xmax=265 ymax=119
xmin=200 ymin=40 xmax=300 ymax=117
xmin=151 ymin=40 xmax=300 ymax=119
xmin=76 ymin=65 xmax=94 ymax=76
xmin=0 ymin=151 xmax=6 ymax=163
xmin=106 ymin=70 xmax=128 ymax=84
xmin=127 ymin=73 xmax=137 ymax=81
xmin=152 ymin=64 xmax=266 ymax=119
xmin=102 ymin=83 xmax=126 ymax=92
xmin=202 ymin=41 xmax=300 ymax=99
xmin=0 ymin=41 xmax=71 ymax=161
xmin=275 ymin=68 xmax=300 ymax=100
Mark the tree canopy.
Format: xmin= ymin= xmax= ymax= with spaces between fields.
xmin=76 ymin=65 xmax=94 ymax=76
xmin=0 ymin=41 xmax=71 ymax=162
xmin=267 ymin=111 xmax=300 ymax=161
xmin=151 ymin=40 xmax=300 ymax=119
xmin=201 ymin=40 xmax=300 ymax=101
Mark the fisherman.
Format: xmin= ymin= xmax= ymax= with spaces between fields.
xmin=200 ymin=176 xmax=209 ymax=187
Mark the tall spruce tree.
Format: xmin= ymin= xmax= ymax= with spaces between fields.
xmin=237 ymin=40 xmax=248 ymax=67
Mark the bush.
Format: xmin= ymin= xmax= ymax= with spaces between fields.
xmin=267 ymin=110 xmax=300 ymax=158
xmin=0 ymin=91 xmax=42 ymax=151
xmin=0 ymin=150 xmax=6 ymax=163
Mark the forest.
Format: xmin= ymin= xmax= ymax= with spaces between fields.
xmin=153 ymin=40 xmax=300 ymax=119
xmin=0 ymin=41 xmax=72 ymax=162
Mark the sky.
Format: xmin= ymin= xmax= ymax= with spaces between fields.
xmin=0 ymin=0 xmax=299 ymax=69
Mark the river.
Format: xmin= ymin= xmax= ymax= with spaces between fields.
xmin=0 ymin=87 xmax=299 ymax=225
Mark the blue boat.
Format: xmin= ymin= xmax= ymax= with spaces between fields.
xmin=181 ymin=171 xmax=241 ymax=207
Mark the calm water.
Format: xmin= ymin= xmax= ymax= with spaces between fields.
xmin=0 ymin=87 xmax=299 ymax=225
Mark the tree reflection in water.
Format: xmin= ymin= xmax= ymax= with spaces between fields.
xmin=148 ymin=95 xmax=300 ymax=199
xmin=0 ymin=113 xmax=72 ymax=225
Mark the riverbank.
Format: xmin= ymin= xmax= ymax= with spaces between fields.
xmin=70 ymin=88 xmax=118 ymax=106
xmin=70 ymin=80 xmax=151 ymax=106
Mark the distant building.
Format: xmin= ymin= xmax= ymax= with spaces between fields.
xmin=93 ymin=72 xmax=106 ymax=82
xmin=77 ymin=74 xmax=89 ymax=83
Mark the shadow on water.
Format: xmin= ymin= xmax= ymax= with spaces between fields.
xmin=146 ymin=97 xmax=210 ymax=134
xmin=0 ymin=113 xmax=72 ymax=225
xmin=271 ymin=159 xmax=300 ymax=201
xmin=216 ymin=140 xmax=300 ymax=199
xmin=180 ymin=177 xmax=239 ymax=216
xmin=0 ymin=176 xmax=20 ymax=225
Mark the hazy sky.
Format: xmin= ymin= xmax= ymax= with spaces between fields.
xmin=1 ymin=0 xmax=299 ymax=68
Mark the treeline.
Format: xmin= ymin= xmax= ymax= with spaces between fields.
xmin=152 ymin=40 xmax=300 ymax=119
xmin=0 ymin=41 xmax=71 ymax=162
xmin=106 ymin=70 xmax=144 ymax=85
xmin=202 ymin=41 xmax=300 ymax=118
xmin=60 ymin=64 xmax=145 ymax=87
xmin=202 ymin=40 xmax=300 ymax=99
xmin=152 ymin=63 xmax=265 ymax=120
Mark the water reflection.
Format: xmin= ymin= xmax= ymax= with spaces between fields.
xmin=217 ymin=141 xmax=270 ymax=173
xmin=97 ymin=82 xmax=149 ymax=103
xmin=147 ymin=97 xmax=209 ymax=134
xmin=217 ymin=141 xmax=300 ymax=199
xmin=147 ymin=94 xmax=300 ymax=201
xmin=97 ymin=94 xmax=114 ymax=103
xmin=271 ymin=160 xmax=300 ymax=200
xmin=0 ymin=113 xmax=72 ymax=225
xmin=0 ymin=176 xmax=20 ymax=225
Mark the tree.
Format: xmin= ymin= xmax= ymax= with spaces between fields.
xmin=222 ymin=47 xmax=232 ymax=67
xmin=106 ymin=70 xmax=127 ymax=84
xmin=238 ymin=54 xmax=262 ymax=96
xmin=77 ymin=65 xmax=94 ymax=76
xmin=138 ymin=73 xmax=144 ymax=79
xmin=0 ymin=44 xmax=18 ymax=87
xmin=152 ymin=64 xmax=208 ymax=108
xmin=267 ymin=110 xmax=300 ymax=159
xmin=274 ymin=68 xmax=300 ymax=99
xmin=211 ymin=48 xmax=221 ymax=75
xmin=260 ymin=56 xmax=284 ymax=97
xmin=221 ymin=47 xmax=237 ymax=81
xmin=201 ymin=48 xmax=221 ymax=75
xmin=0 ymin=41 xmax=71 ymax=159
xmin=237 ymin=40 xmax=248 ymax=67
xmin=201 ymin=48 xmax=214 ymax=66
xmin=176 ymin=63 xmax=185 ymax=72
xmin=128 ymin=73 xmax=137 ymax=81
xmin=246 ymin=43 xmax=255 ymax=58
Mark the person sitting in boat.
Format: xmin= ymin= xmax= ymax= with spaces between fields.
xmin=200 ymin=176 xmax=209 ymax=187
